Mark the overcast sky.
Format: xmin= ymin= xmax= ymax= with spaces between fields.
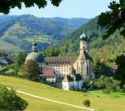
xmin=7 ymin=0 xmax=119 ymax=18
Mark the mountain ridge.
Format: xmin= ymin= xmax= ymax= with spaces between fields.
xmin=0 ymin=14 xmax=89 ymax=54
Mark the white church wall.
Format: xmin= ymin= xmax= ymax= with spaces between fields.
xmin=62 ymin=82 xmax=69 ymax=90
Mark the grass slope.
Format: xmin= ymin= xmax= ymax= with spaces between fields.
xmin=0 ymin=39 xmax=21 ymax=52
xmin=0 ymin=75 xmax=125 ymax=111
xmin=18 ymin=94 xmax=84 ymax=111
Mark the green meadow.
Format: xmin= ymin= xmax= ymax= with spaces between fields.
xmin=0 ymin=75 xmax=125 ymax=111
xmin=18 ymin=94 xmax=84 ymax=111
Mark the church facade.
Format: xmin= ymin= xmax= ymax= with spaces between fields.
xmin=26 ymin=32 xmax=95 ymax=90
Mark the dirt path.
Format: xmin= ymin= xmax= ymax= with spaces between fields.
xmin=15 ymin=89 xmax=96 ymax=111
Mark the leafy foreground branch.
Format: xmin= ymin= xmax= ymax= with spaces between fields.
xmin=98 ymin=0 xmax=125 ymax=39
xmin=0 ymin=0 xmax=62 ymax=14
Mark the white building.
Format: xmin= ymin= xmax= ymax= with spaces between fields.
xmin=62 ymin=74 xmax=83 ymax=90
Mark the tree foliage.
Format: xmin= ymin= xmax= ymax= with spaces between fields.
xmin=98 ymin=0 xmax=125 ymax=39
xmin=15 ymin=52 xmax=27 ymax=68
xmin=0 ymin=52 xmax=8 ymax=57
xmin=0 ymin=85 xmax=28 ymax=110
xmin=14 ymin=52 xmax=27 ymax=75
xmin=43 ymin=46 xmax=61 ymax=56
xmin=114 ymin=55 xmax=125 ymax=88
xmin=83 ymin=99 xmax=90 ymax=107
xmin=0 ymin=0 xmax=62 ymax=14
xmin=22 ymin=59 xmax=39 ymax=81
xmin=94 ymin=75 xmax=121 ymax=93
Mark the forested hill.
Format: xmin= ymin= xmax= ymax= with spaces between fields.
xmin=0 ymin=15 xmax=89 ymax=53
xmin=55 ymin=16 xmax=125 ymax=61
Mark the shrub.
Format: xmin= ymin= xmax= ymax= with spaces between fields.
xmin=83 ymin=99 xmax=90 ymax=107
xmin=82 ymin=88 xmax=87 ymax=92
xmin=94 ymin=75 xmax=122 ymax=93
xmin=103 ymin=89 xmax=111 ymax=94
xmin=70 ymin=86 xmax=78 ymax=91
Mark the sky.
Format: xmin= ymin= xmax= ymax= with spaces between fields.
xmin=7 ymin=0 xmax=119 ymax=18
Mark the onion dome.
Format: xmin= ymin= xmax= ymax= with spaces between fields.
xmin=25 ymin=42 xmax=44 ymax=63
xmin=25 ymin=52 xmax=44 ymax=63
xmin=80 ymin=32 xmax=87 ymax=41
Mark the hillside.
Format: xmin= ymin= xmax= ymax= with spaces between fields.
xmin=0 ymin=75 xmax=125 ymax=111
xmin=55 ymin=17 xmax=125 ymax=62
xmin=0 ymin=15 xmax=89 ymax=53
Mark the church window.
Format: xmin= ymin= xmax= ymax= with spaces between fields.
xmin=87 ymin=65 xmax=88 ymax=75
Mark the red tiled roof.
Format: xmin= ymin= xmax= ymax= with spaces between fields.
xmin=45 ymin=56 xmax=78 ymax=65
xmin=40 ymin=69 xmax=56 ymax=77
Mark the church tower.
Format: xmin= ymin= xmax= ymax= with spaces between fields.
xmin=77 ymin=32 xmax=95 ymax=80
xmin=80 ymin=32 xmax=88 ymax=54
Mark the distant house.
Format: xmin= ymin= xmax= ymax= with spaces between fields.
xmin=0 ymin=57 xmax=12 ymax=65
xmin=40 ymin=69 xmax=56 ymax=82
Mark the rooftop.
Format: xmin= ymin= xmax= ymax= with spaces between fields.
xmin=45 ymin=56 xmax=78 ymax=65
xmin=40 ymin=69 xmax=56 ymax=77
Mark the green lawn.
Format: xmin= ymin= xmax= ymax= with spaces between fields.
xmin=92 ymin=89 xmax=125 ymax=98
xmin=18 ymin=93 xmax=84 ymax=111
xmin=0 ymin=75 xmax=125 ymax=111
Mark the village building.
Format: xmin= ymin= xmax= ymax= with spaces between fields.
xmin=25 ymin=32 xmax=95 ymax=90
xmin=0 ymin=57 xmax=12 ymax=65
xmin=40 ymin=69 xmax=56 ymax=82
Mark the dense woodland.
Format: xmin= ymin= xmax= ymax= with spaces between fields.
xmin=54 ymin=17 xmax=125 ymax=65
xmin=0 ymin=15 xmax=89 ymax=53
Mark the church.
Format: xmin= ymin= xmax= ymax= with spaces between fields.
xmin=25 ymin=32 xmax=95 ymax=90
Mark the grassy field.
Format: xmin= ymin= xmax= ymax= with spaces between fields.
xmin=0 ymin=39 xmax=21 ymax=52
xmin=0 ymin=75 xmax=125 ymax=111
xmin=92 ymin=89 xmax=125 ymax=98
xmin=18 ymin=93 xmax=84 ymax=111
xmin=24 ymin=35 xmax=52 ymax=43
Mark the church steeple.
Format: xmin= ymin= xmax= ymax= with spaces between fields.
xmin=80 ymin=32 xmax=88 ymax=53
xmin=80 ymin=32 xmax=87 ymax=41
xmin=32 ymin=42 xmax=37 ymax=52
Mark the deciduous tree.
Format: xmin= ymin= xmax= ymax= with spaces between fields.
xmin=22 ymin=59 xmax=39 ymax=81
xmin=14 ymin=51 xmax=27 ymax=75
xmin=0 ymin=0 xmax=62 ymax=14
xmin=98 ymin=0 xmax=125 ymax=90
xmin=98 ymin=0 xmax=125 ymax=39
xmin=114 ymin=55 xmax=125 ymax=88
xmin=0 ymin=85 xmax=28 ymax=110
